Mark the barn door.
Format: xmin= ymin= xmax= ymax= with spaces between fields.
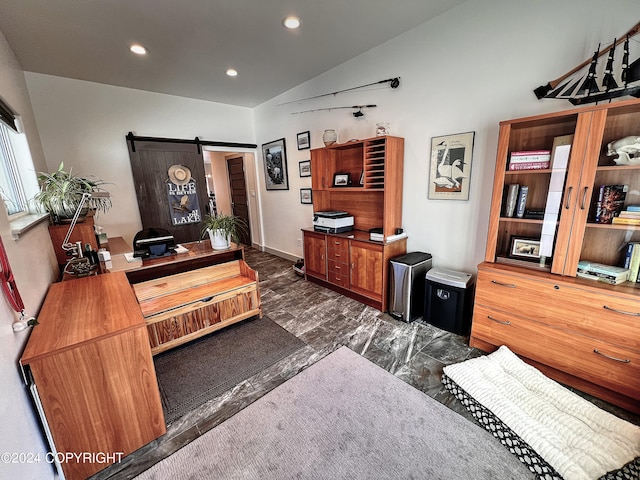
xmin=127 ymin=139 xmax=208 ymax=244
xmin=226 ymin=155 xmax=251 ymax=246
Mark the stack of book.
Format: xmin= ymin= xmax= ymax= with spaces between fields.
xmin=594 ymin=184 xmax=628 ymax=224
xmin=508 ymin=150 xmax=551 ymax=171
xmin=577 ymin=260 xmax=630 ymax=285
xmin=623 ymin=241 xmax=640 ymax=282
xmin=369 ymin=228 xmax=407 ymax=243
xmin=612 ymin=205 xmax=640 ymax=225
xmin=504 ymin=184 xmax=529 ymax=218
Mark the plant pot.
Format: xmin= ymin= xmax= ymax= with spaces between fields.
xmin=208 ymin=229 xmax=230 ymax=250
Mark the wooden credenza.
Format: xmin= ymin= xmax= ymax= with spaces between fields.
xmin=20 ymin=272 xmax=166 ymax=480
xmin=303 ymin=229 xmax=406 ymax=311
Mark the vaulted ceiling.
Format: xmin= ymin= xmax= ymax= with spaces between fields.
xmin=0 ymin=0 xmax=464 ymax=107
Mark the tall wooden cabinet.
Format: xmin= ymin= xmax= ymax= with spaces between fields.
xmin=302 ymin=136 xmax=406 ymax=312
xmin=472 ymin=98 xmax=640 ymax=413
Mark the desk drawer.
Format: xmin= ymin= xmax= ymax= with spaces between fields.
xmin=475 ymin=269 xmax=640 ymax=351
xmin=328 ymin=269 xmax=350 ymax=288
xmin=472 ymin=304 xmax=640 ymax=400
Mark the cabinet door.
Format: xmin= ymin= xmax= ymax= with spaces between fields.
xmin=566 ymin=102 xmax=640 ymax=276
xmin=350 ymin=240 xmax=383 ymax=300
xmin=303 ymin=232 xmax=326 ymax=279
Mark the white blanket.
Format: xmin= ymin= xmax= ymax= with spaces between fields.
xmin=443 ymin=346 xmax=640 ymax=480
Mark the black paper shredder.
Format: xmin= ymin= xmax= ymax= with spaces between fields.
xmin=388 ymin=252 xmax=433 ymax=322
xmin=424 ymin=267 xmax=475 ymax=335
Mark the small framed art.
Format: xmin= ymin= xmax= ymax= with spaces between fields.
xmin=299 ymin=160 xmax=311 ymax=177
xmin=297 ymin=131 xmax=310 ymax=150
xmin=300 ymin=188 xmax=312 ymax=204
xmin=333 ymin=172 xmax=350 ymax=187
xmin=509 ymin=236 xmax=541 ymax=260
xmin=262 ymin=138 xmax=289 ymax=190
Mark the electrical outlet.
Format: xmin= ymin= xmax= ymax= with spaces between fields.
xmin=296 ymin=238 xmax=302 ymax=247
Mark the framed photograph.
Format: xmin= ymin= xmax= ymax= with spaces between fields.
xmin=300 ymin=188 xmax=312 ymax=204
xmin=299 ymin=160 xmax=311 ymax=177
xmin=262 ymin=138 xmax=289 ymax=190
xmin=428 ymin=131 xmax=475 ymax=200
xmin=509 ymin=236 xmax=541 ymax=260
xmin=333 ymin=172 xmax=350 ymax=187
xmin=297 ymin=131 xmax=310 ymax=150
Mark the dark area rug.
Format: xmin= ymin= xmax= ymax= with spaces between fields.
xmin=154 ymin=315 xmax=306 ymax=424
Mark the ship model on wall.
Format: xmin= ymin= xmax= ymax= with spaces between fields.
xmin=535 ymin=21 xmax=640 ymax=105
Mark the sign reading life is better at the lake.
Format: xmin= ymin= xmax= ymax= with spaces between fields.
xmin=167 ymin=180 xmax=201 ymax=225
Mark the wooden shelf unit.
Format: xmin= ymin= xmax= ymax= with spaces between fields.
xmin=472 ymin=98 xmax=640 ymax=413
xmin=304 ymin=136 xmax=406 ymax=312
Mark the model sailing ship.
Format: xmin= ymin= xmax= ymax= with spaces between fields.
xmin=535 ymin=22 xmax=640 ymax=105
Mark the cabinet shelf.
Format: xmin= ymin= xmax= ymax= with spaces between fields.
xmin=499 ymin=217 xmax=546 ymax=224
xmin=585 ymin=222 xmax=640 ymax=230
xmin=505 ymin=169 xmax=552 ymax=175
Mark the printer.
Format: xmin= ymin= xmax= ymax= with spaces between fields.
xmin=313 ymin=211 xmax=354 ymax=234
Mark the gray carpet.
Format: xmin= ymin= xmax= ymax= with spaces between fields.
xmin=154 ymin=315 xmax=306 ymax=424
xmin=138 ymin=346 xmax=534 ymax=479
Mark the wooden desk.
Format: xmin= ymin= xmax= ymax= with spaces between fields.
xmin=20 ymin=272 xmax=166 ymax=480
xmin=103 ymin=240 xmax=244 ymax=283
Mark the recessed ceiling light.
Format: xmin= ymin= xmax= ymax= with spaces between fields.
xmin=226 ymin=68 xmax=238 ymax=77
xmin=129 ymin=44 xmax=148 ymax=55
xmin=282 ymin=16 xmax=301 ymax=29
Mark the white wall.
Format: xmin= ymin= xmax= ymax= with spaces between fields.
xmin=254 ymin=0 xmax=640 ymax=271
xmin=24 ymin=73 xmax=256 ymax=246
xmin=0 ymin=29 xmax=58 ymax=480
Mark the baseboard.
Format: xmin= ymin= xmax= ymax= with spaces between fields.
xmin=262 ymin=245 xmax=299 ymax=262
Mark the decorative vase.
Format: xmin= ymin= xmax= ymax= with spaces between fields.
xmin=376 ymin=122 xmax=390 ymax=136
xmin=323 ymin=129 xmax=337 ymax=146
xmin=208 ymin=229 xmax=230 ymax=250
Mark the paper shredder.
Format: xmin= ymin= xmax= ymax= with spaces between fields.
xmin=424 ymin=267 xmax=475 ymax=335
xmin=388 ymin=252 xmax=432 ymax=322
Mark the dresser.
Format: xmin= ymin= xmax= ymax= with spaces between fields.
xmin=471 ymin=99 xmax=640 ymax=413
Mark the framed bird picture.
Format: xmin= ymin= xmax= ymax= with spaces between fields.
xmin=428 ymin=131 xmax=475 ymax=200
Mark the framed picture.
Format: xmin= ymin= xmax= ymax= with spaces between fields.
xmin=262 ymin=138 xmax=289 ymax=190
xmin=299 ymin=160 xmax=311 ymax=177
xmin=297 ymin=131 xmax=310 ymax=150
xmin=300 ymin=188 xmax=312 ymax=204
xmin=333 ymin=172 xmax=350 ymax=187
xmin=509 ymin=236 xmax=541 ymax=260
xmin=428 ymin=131 xmax=475 ymax=200
xmin=359 ymin=170 xmax=364 ymax=186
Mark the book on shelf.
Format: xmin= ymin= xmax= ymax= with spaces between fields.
xmin=612 ymin=217 xmax=640 ymax=225
xmin=505 ymin=184 xmax=519 ymax=217
xmin=595 ymin=184 xmax=628 ymax=224
xmin=625 ymin=205 xmax=640 ymax=212
xmin=509 ymin=150 xmax=551 ymax=163
xmin=515 ymin=185 xmax=528 ymax=218
xmin=508 ymin=161 xmax=550 ymax=171
xmin=576 ymin=271 xmax=629 ymax=285
xmin=577 ymin=260 xmax=630 ymax=282
xmin=618 ymin=211 xmax=640 ymax=218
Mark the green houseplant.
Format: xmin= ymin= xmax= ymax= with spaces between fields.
xmin=201 ymin=213 xmax=248 ymax=250
xmin=32 ymin=163 xmax=111 ymax=224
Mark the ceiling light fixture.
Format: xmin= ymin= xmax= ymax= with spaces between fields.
xmin=282 ymin=16 xmax=301 ymax=29
xmin=129 ymin=44 xmax=148 ymax=55
xmin=226 ymin=68 xmax=238 ymax=77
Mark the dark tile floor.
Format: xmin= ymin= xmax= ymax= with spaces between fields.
xmin=92 ymin=248 xmax=640 ymax=480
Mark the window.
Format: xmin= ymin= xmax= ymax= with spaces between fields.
xmin=0 ymin=122 xmax=28 ymax=216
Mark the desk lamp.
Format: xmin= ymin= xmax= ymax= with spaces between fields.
xmin=61 ymin=191 xmax=110 ymax=276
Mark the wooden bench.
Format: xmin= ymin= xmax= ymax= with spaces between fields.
xmin=132 ymin=260 xmax=261 ymax=355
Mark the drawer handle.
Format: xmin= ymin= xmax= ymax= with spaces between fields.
xmin=201 ymin=296 xmax=214 ymax=303
xmin=334 ymin=241 xmax=341 ymax=245
xmin=334 ymin=253 xmax=341 ymax=257
xmin=603 ymin=305 xmax=640 ymax=316
xmin=593 ymin=349 xmax=631 ymax=364
xmin=335 ymin=265 xmax=341 ymax=270
xmin=487 ymin=315 xmax=511 ymax=325
xmin=491 ymin=280 xmax=515 ymax=288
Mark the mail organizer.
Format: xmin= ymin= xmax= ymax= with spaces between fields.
xmin=133 ymin=260 xmax=262 ymax=354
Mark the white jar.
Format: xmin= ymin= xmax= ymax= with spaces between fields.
xmin=323 ymin=129 xmax=337 ymax=146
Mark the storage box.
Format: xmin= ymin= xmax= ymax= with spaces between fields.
xmin=424 ymin=267 xmax=475 ymax=335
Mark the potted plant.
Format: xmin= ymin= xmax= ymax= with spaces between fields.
xmin=32 ymin=163 xmax=111 ymax=224
xmin=201 ymin=213 xmax=248 ymax=250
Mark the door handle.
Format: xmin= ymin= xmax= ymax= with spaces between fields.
xmin=580 ymin=186 xmax=589 ymax=210
xmin=564 ymin=186 xmax=573 ymax=209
